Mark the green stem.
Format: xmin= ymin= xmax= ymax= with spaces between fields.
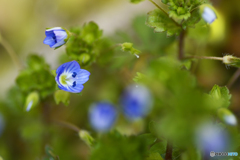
xmin=227 ymin=68 xmax=240 ymax=89
xmin=148 ymin=0 xmax=181 ymax=27
xmin=0 ymin=36 xmax=23 ymax=69
xmin=185 ymin=56 xmax=223 ymax=61
xmin=54 ymin=119 xmax=80 ymax=132
xmin=178 ymin=31 xmax=185 ymax=60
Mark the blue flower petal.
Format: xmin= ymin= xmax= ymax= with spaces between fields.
xmin=45 ymin=30 xmax=55 ymax=37
xmin=75 ymin=69 xmax=90 ymax=84
xmin=51 ymin=39 xmax=66 ymax=48
xmin=58 ymin=83 xmax=84 ymax=93
xmin=56 ymin=60 xmax=80 ymax=75
xmin=43 ymin=36 xmax=56 ymax=46
xmin=89 ymin=102 xmax=117 ymax=132
xmin=53 ymin=30 xmax=67 ymax=42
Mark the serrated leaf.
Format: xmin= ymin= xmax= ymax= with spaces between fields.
xmin=81 ymin=21 xmax=103 ymax=44
xmin=182 ymin=9 xmax=201 ymax=29
xmin=209 ymin=84 xmax=231 ymax=108
xmin=54 ymin=90 xmax=70 ymax=106
xmin=149 ymin=141 xmax=167 ymax=154
xmin=133 ymin=72 xmax=146 ymax=82
xmin=169 ymin=9 xmax=191 ymax=21
xmin=146 ymin=9 xmax=182 ymax=36
xmin=130 ymin=0 xmax=145 ymax=4
xmin=139 ymin=133 xmax=157 ymax=146
xmin=146 ymin=152 xmax=163 ymax=160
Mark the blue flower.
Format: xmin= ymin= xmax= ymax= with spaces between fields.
xmin=0 ymin=113 xmax=5 ymax=136
xmin=202 ymin=7 xmax=217 ymax=24
xmin=89 ymin=102 xmax=117 ymax=132
xmin=43 ymin=27 xmax=70 ymax=49
xmin=196 ymin=123 xmax=230 ymax=154
xmin=120 ymin=84 xmax=152 ymax=120
xmin=55 ymin=60 xmax=90 ymax=93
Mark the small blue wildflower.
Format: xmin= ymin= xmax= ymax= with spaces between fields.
xmin=196 ymin=123 xmax=230 ymax=154
xmin=43 ymin=27 xmax=71 ymax=49
xmin=89 ymin=102 xmax=117 ymax=132
xmin=55 ymin=60 xmax=90 ymax=93
xmin=202 ymin=7 xmax=217 ymax=24
xmin=120 ymin=84 xmax=152 ymax=120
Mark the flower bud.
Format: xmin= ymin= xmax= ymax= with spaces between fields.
xmin=218 ymin=108 xmax=237 ymax=126
xmin=78 ymin=130 xmax=94 ymax=147
xmin=24 ymin=91 xmax=39 ymax=112
xmin=223 ymin=55 xmax=240 ymax=67
xmin=43 ymin=27 xmax=71 ymax=49
xmin=89 ymin=102 xmax=117 ymax=132
xmin=120 ymin=84 xmax=153 ymax=120
xmin=201 ymin=6 xmax=217 ymax=24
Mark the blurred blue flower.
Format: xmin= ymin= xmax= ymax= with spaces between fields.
xmin=55 ymin=60 xmax=90 ymax=93
xmin=89 ymin=102 xmax=117 ymax=132
xmin=196 ymin=123 xmax=230 ymax=154
xmin=0 ymin=113 xmax=5 ymax=136
xmin=43 ymin=27 xmax=70 ymax=49
xmin=120 ymin=84 xmax=152 ymax=120
xmin=202 ymin=7 xmax=217 ymax=24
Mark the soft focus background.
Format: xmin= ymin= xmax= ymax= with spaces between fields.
xmin=0 ymin=0 xmax=240 ymax=159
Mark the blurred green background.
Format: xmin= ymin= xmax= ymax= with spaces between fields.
xmin=0 ymin=0 xmax=240 ymax=159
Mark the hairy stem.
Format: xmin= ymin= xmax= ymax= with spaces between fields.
xmin=0 ymin=37 xmax=23 ymax=69
xmin=165 ymin=141 xmax=173 ymax=160
xmin=185 ymin=56 xmax=223 ymax=61
xmin=54 ymin=119 xmax=80 ymax=132
xmin=178 ymin=31 xmax=185 ymax=60
xmin=227 ymin=68 xmax=240 ymax=89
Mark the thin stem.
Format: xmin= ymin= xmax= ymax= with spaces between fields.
xmin=165 ymin=140 xmax=173 ymax=160
xmin=0 ymin=37 xmax=23 ymax=69
xmin=185 ymin=56 xmax=223 ymax=61
xmin=54 ymin=119 xmax=80 ymax=132
xmin=148 ymin=0 xmax=181 ymax=27
xmin=227 ymin=68 xmax=240 ymax=89
xmin=178 ymin=31 xmax=185 ymax=60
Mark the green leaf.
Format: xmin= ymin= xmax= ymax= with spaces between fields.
xmin=146 ymin=152 xmax=163 ymax=160
xmin=133 ymin=72 xmax=146 ymax=83
xmin=146 ymin=9 xmax=182 ymax=36
xmin=130 ymin=0 xmax=145 ymax=4
xmin=16 ymin=54 xmax=56 ymax=98
xmin=90 ymin=131 xmax=148 ymax=160
xmin=54 ymin=90 xmax=70 ymax=106
xmin=45 ymin=145 xmax=60 ymax=160
xmin=121 ymin=42 xmax=141 ymax=56
xmin=181 ymin=59 xmax=192 ymax=70
xmin=138 ymin=133 xmax=157 ymax=146
xmin=209 ymin=84 xmax=231 ymax=108
xmin=81 ymin=21 xmax=103 ymax=44
xmin=51 ymin=70 xmax=56 ymax=77
xmin=149 ymin=141 xmax=167 ymax=155
xmin=182 ymin=9 xmax=201 ymax=29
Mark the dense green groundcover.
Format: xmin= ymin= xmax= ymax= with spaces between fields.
xmin=0 ymin=0 xmax=240 ymax=159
